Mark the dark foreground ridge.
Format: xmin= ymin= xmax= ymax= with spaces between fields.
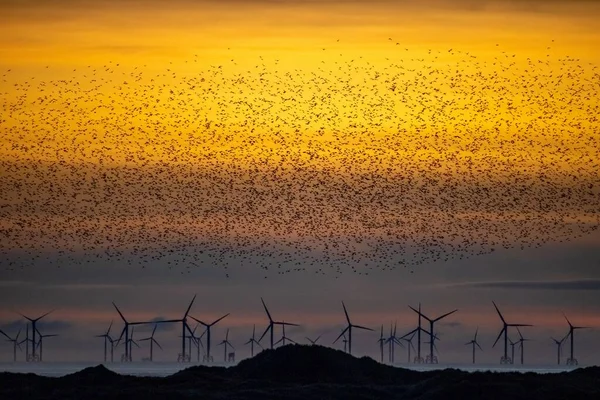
xmin=1 ymin=345 xmax=600 ymax=399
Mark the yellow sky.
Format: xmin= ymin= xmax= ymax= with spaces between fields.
xmin=1 ymin=0 xmax=598 ymax=249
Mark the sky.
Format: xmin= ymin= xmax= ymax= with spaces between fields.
xmin=0 ymin=0 xmax=600 ymax=365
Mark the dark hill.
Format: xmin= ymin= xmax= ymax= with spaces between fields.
xmin=62 ymin=364 xmax=124 ymax=385
xmin=2 ymin=345 xmax=600 ymax=399
xmin=231 ymin=344 xmax=423 ymax=384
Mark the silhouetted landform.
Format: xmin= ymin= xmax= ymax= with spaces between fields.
xmin=2 ymin=345 xmax=600 ymax=399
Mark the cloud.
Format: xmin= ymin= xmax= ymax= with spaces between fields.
xmin=440 ymin=321 xmax=463 ymax=328
xmin=452 ymin=279 xmax=600 ymax=291
xmin=0 ymin=319 xmax=72 ymax=332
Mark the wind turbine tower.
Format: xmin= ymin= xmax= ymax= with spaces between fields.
xmin=0 ymin=329 xmax=22 ymax=362
xmin=18 ymin=311 xmax=53 ymax=362
xmin=139 ymin=325 xmax=163 ymax=362
xmin=333 ymin=302 xmax=373 ymax=356
xmin=491 ymin=301 xmax=532 ymax=364
xmin=563 ymin=314 xmax=590 ymax=366
xmin=258 ymin=298 xmax=299 ymax=349
xmin=409 ymin=305 xmax=457 ymax=364
xmin=218 ymin=329 xmax=235 ymax=363
xmin=465 ymin=328 xmax=483 ymax=364
xmin=190 ymin=313 xmax=229 ymax=363
xmin=551 ymin=336 xmax=565 ymax=365
xmin=245 ymin=325 xmax=263 ymax=357
xmin=95 ymin=321 xmax=115 ymax=363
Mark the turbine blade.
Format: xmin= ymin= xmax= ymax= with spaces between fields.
xmin=400 ymin=328 xmax=418 ymax=339
xmin=261 ymin=298 xmax=273 ymax=322
xmin=434 ymin=309 xmax=457 ymax=322
xmin=18 ymin=313 xmax=34 ymax=322
xmin=0 ymin=330 xmax=10 ymax=341
xmin=492 ymin=301 xmax=506 ymax=324
xmin=492 ymin=327 xmax=505 ymax=348
xmin=152 ymin=325 xmax=157 ymax=337
xmin=37 ymin=310 xmax=54 ymax=321
xmin=258 ymin=324 xmax=271 ymax=343
xmin=563 ymin=312 xmax=573 ymax=328
xmin=476 ymin=342 xmax=483 ymax=351
xmin=112 ymin=302 xmax=127 ymax=323
xmin=189 ymin=316 xmax=205 ymax=325
xmin=333 ymin=326 xmax=349 ymax=344
xmin=211 ymin=313 xmax=230 ymax=326
xmin=342 ymin=301 xmax=350 ymax=324
xmin=107 ymin=320 xmax=113 ymax=335
xmin=184 ymin=295 xmax=197 ymax=318
xmin=154 ymin=339 xmax=163 ymax=350
xmin=353 ymin=324 xmax=374 ymax=331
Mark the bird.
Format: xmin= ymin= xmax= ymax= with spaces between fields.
xmin=0 ymin=40 xmax=598 ymax=281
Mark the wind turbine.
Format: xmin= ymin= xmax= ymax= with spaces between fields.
xmin=193 ymin=328 xmax=206 ymax=363
xmin=113 ymin=303 xmax=162 ymax=362
xmin=424 ymin=332 xmax=441 ymax=360
xmin=409 ymin=305 xmax=457 ymax=364
xmin=385 ymin=322 xmax=404 ymax=364
xmin=465 ymin=328 xmax=483 ymax=364
xmin=17 ymin=310 xmax=53 ymax=362
xmin=274 ymin=323 xmax=297 ymax=347
xmin=333 ymin=301 xmax=373 ymax=356
xmin=36 ymin=332 xmax=58 ymax=362
xmin=0 ymin=329 xmax=22 ymax=362
xmin=306 ymin=335 xmax=322 ymax=345
xmin=190 ymin=313 xmax=229 ymax=363
xmin=551 ymin=336 xmax=565 ymax=365
xmin=139 ymin=325 xmax=162 ymax=362
xmin=401 ymin=331 xmax=417 ymax=364
xmin=563 ymin=313 xmax=590 ymax=366
xmin=20 ymin=325 xmax=31 ymax=361
xmin=245 ymin=325 xmax=263 ymax=357
xmin=119 ymin=326 xmax=141 ymax=362
xmin=342 ymin=334 xmax=348 ymax=353
xmin=258 ymin=298 xmax=300 ymax=349
xmin=377 ymin=325 xmax=385 ymax=363
xmin=401 ymin=303 xmax=430 ymax=363
xmin=509 ymin=338 xmax=516 ymax=365
xmin=491 ymin=301 xmax=532 ymax=364
xmin=218 ymin=329 xmax=234 ymax=362
xmin=516 ymin=327 xmax=531 ymax=365
xmin=174 ymin=295 xmax=198 ymax=363
xmin=177 ymin=323 xmax=203 ymax=362
xmin=95 ymin=321 xmax=115 ymax=363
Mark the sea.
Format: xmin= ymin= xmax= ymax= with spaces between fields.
xmin=0 ymin=362 xmax=581 ymax=377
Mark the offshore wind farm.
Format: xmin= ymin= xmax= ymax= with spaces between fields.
xmin=0 ymin=296 xmax=594 ymax=375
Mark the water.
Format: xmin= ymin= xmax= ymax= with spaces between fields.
xmin=0 ymin=362 xmax=235 ymax=377
xmin=0 ymin=362 xmax=579 ymax=377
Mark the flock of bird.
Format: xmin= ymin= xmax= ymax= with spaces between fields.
xmin=1 ymin=40 xmax=599 ymax=278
